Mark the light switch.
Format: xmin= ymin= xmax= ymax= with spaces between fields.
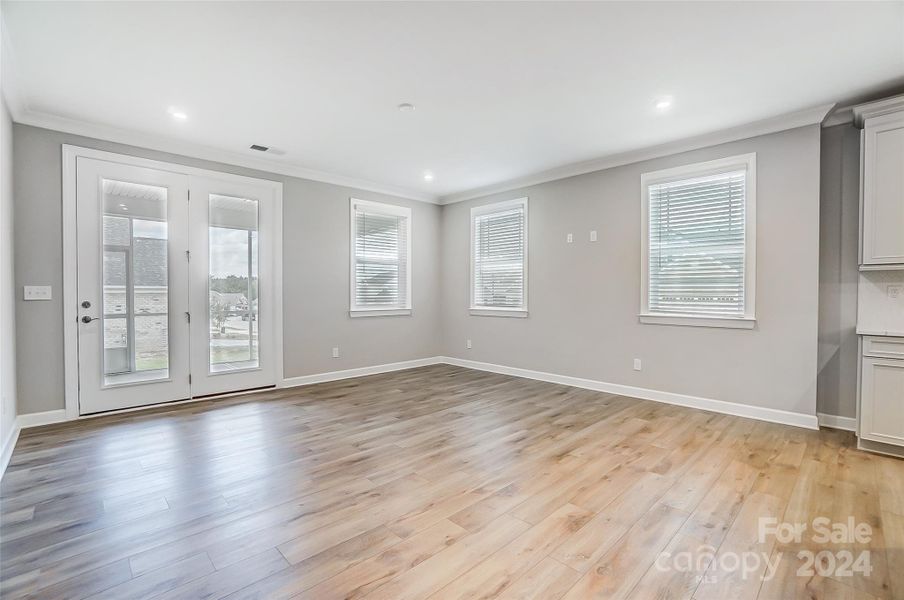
xmin=24 ymin=286 xmax=52 ymax=301
xmin=888 ymin=285 xmax=902 ymax=300
xmin=589 ymin=230 xmax=598 ymax=242
xmin=566 ymin=233 xmax=573 ymax=243
xmin=332 ymin=347 xmax=340 ymax=358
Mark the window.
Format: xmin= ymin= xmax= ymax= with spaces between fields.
xmin=101 ymin=179 xmax=170 ymax=383
xmin=349 ymin=198 xmax=411 ymax=316
xmin=641 ymin=153 xmax=756 ymax=328
xmin=470 ymin=198 xmax=528 ymax=317
xmin=208 ymin=194 xmax=259 ymax=372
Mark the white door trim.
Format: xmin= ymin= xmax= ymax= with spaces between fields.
xmin=62 ymin=144 xmax=284 ymax=419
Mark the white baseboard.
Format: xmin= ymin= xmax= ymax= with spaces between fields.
xmin=3 ymin=359 xmax=444 ymax=471
xmin=280 ymin=357 xmax=444 ymax=388
xmin=817 ymin=413 xmax=857 ymax=432
xmin=17 ymin=409 xmax=69 ymax=429
xmin=2 ymin=354 xmax=825 ymax=481
xmin=1 ymin=424 xmax=20 ymax=480
xmin=1 ymin=409 xmax=70 ymax=480
xmin=440 ymin=356 xmax=819 ymax=430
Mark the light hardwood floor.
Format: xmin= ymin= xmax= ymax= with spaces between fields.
xmin=1 ymin=364 xmax=902 ymax=599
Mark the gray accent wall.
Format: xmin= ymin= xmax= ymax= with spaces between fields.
xmin=817 ymin=124 xmax=861 ymax=419
xmin=13 ymin=124 xmax=442 ymax=415
xmin=1 ymin=97 xmax=16 ymax=445
xmin=440 ymin=125 xmax=822 ymax=417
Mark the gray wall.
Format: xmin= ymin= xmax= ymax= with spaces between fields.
xmin=1 ymin=96 xmax=16 ymax=444
xmin=11 ymin=120 xmax=846 ymax=420
xmin=440 ymin=125 xmax=822 ymax=417
xmin=13 ymin=124 xmax=442 ymax=415
xmin=817 ymin=123 xmax=861 ymax=419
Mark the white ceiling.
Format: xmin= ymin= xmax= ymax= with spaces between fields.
xmin=2 ymin=1 xmax=903 ymax=202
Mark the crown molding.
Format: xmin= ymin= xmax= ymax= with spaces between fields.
xmin=6 ymin=40 xmax=837 ymax=211
xmin=852 ymin=94 xmax=904 ymax=127
xmin=439 ymin=103 xmax=835 ymax=204
xmin=822 ymin=106 xmax=854 ymax=128
xmin=9 ymin=108 xmax=440 ymax=204
xmin=3 ymin=9 xmax=436 ymax=204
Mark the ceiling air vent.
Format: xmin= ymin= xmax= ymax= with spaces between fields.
xmin=249 ymin=144 xmax=269 ymax=152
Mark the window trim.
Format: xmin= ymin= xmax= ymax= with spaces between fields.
xmin=640 ymin=153 xmax=757 ymax=328
xmin=349 ymin=198 xmax=412 ymax=317
xmin=469 ymin=197 xmax=529 ymax=317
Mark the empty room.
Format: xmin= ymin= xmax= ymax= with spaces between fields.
xmin=1 ymin=1 xmax=904 ymax=599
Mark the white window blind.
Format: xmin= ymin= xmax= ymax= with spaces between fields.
xmin=471 ymin=199 xmax=527 ymax=311
xmin=647 ymin=169 xmax=748 ymax=318
xmin=350 ymin=200 xmax=410 ymax=313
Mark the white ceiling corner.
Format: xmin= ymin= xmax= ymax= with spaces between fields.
xmin=0 ymin=11 xmax=26 ymax=117
xmin=440 ymin=103 xmax=836 ymax=204
xmin=1 ymin=2 xmax=902 ymax=204
xmin=13 ymin=107 xmax=442 ymax=204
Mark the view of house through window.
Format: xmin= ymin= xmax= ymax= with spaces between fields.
xmin=641 ymin=153 xmax=756 ymax=326
xmin=350 ymin=199 xmax=411 ymax=314
xmin=101 ymin=179 xmax=170 ymax=383
xmin=471 ymin=198 xmax=528 ymax=313
xmin=208 ymin=194 xmax=259 ymax=372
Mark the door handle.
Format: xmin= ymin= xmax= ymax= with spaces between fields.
xmin=81 ymin=315 xmax=99 ymax=324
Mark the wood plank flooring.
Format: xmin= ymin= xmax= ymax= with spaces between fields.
xmin=2 ymin=364 xmax=903 ymax=599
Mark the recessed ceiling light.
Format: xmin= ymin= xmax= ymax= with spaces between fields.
xmin=167 ymin=106 xmax=188 ymax=120
xmin=423 ymin=172 xmax=434 ymax=182
xmin=398 ymin=103 xmax=415 ymax=112
xmin=655 ymin=96 xmax=673 ymax=111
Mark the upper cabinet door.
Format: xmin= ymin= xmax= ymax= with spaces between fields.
xmin=862 ymin=111 xmax=904 ymax=266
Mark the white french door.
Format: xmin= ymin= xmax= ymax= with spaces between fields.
xmin=76 ymin=159 xmax=191 ymax=413
xmin=75 ymin=156 xmax=279 ymax=415
xmin=188 ymin=175 xmax=276 ymax=397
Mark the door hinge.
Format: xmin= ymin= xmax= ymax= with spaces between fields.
xmin=185 ymin=311 xmax=191 ymax=323
xmin=189 ymin=374 xmax=192 ymax=384
xmin=185 ymin=250 xmax=191 ymax=262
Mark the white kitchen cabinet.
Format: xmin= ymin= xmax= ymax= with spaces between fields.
xmin=854 ymin=96 xmax=904 ymax=267
xmin=859 ymin=336 xmax=904 ymax=452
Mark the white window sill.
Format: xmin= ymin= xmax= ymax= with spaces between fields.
xmin=349 ymin=308 xmax=412 ymax=318
xmin=469 ymin=307 xmax=528 ymax=318
xmin=639 ymin=314 xmax=755 ymax=329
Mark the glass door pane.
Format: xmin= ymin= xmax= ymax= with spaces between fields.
xmin=101 ymin=179 xmax=170 ymax=385
xmin=208 ymin=194 xmax=259 ymax=372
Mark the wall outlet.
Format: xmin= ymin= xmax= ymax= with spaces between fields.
xmin=589 ymin=230 xmax=598 ymax=242
xmin=566 ymin=233 xmax=573 ymax=244
xmin=24 ymin=285 xmax=52 ymax=301
xmin=888 ymin=285 xmax=902 ymax=300
xmin=633 ymin=358 xmax=642 ymax=371
xmin=466 ymin=339 xmax=472 ymax=349
xmin=332 ymin=347 xmax=340 ymax=358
